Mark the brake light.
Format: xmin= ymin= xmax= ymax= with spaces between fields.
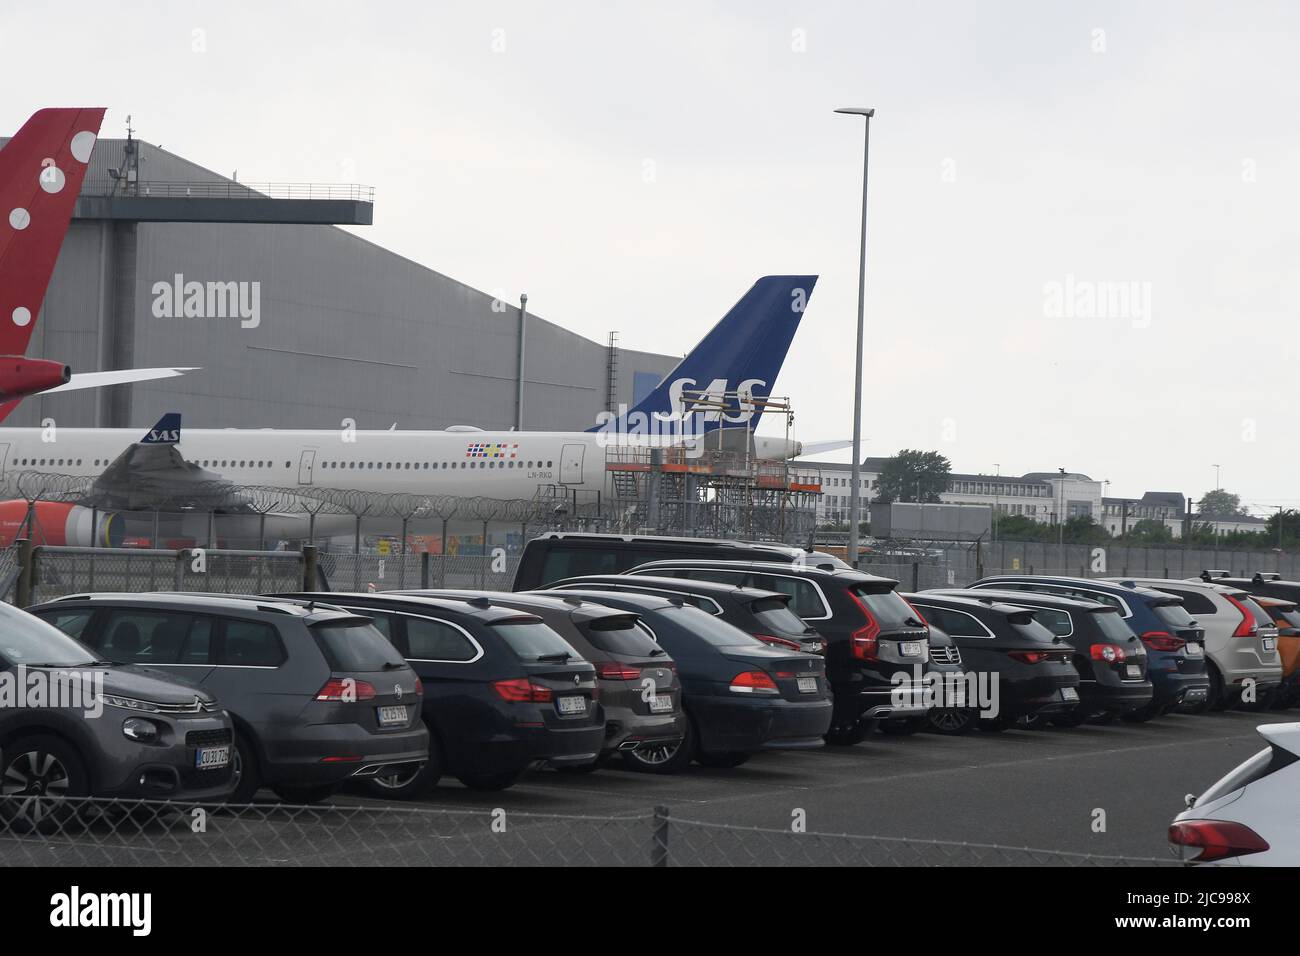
xmin=846 ymin=590 xmax=881 ymax=661
xmin=1225 ymin=595 xmax=1258 ymax=638
xmin=492 ymin=678 xmax=555 ymax=702
xmin=1140 ymin=630 xmax=1186 ymax=652
xmin=414 ymin=677 xmax=424 ymax=696
xmin=315 ymin=678 xmax=376 ymax=701
xmin=1090 ymin=644 xmax=1127 ymax=663
xmin=754 ymin=633 xmax=802 ymax=652
xmin=595 ymin=662 xmax=642 ymax=681
xmin=729 ymin=671 xmax=779 ymax=695
xmin=1168 ymin=820 xmax=1270 ymax=862
xmin=1008 ymin=650 xmax=1050 ymax=664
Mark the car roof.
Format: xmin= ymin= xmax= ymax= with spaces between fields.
xmin=905 ymin=591 xmax=1047 ymax=618
xmin=37 ymin=591 xmax=355 ymax=621
xmin=276 ymin=591 xmax=542 ymax=624
xmin=929 ymin=588 xmax=1114 ymax=612
xmin=529 ymin=588 xmax=686 ymax=613
xmin=387 ymin=589 xmax=638 ymax=624
xmin=976 ymin=575 xmax=1177 ymax=604
xmin=629 ymin=558 xmax=897 ymax=586
xmin=548 ymin=574 xmax=790 ymax=604
xmin=1105 ymin=577 xmax=1249 ymax=598
xmin=1252 ymin=594 xmax=1297 ymax=610
xmin=1259 ymin=721 xmax=1300 ymax=756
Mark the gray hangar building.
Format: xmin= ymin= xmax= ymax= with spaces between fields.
xmin=9 ymin=134 xmax=679 ymax=432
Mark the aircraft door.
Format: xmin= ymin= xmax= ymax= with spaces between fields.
xmin=559 ymin=443 xmax=585 ymax=485
xmin=297 ymin=449 xmax=316 ymax=485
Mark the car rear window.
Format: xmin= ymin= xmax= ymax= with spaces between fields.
xmin=312 ymin=621 xmax=407 ymax=672
xmin=1197 ymin=744 xmax=1297 ymax=806
xmin=660 ymin=605 xmax=764 ymax=647
xmin=1008 ymin=616 xmax=1060 ymax=644
xmin=493 ymin=620 xmax=583 ymax=661
xmin=1152 ymin=601 xmax=1197 ymax=629
xmin=1276 ymin=608 xmax=1300 ymax=629
xmin=1238 ymin=596 xmax=1276 ymax=628
xmin=1090 ymin=609 xmax=1138 ymax=643
xmin=749 ymin=597 xmax=811 ymax=637
xmin=579 ymin=616 xmax=665 ymax=656
xmin=1031 ymin=608 xmax=1074 ymax=637
xmin=851 ymin=587 xmax=921 ymax=630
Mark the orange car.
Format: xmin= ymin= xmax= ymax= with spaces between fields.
xmin=1252 ymin=594 xmax=1300 ymax=708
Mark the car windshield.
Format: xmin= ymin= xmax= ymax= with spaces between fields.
xmin=579 ymin=616 xmax=664 ymax=656
xmin=312 ymin=621 xmax=407 ymax=672
xmin=1091 ymin=609 xmax=1139 ymax=643
xmin=1152 ymin=601 xmax=1197 ymax=629
xmin=661 ymin=605 xmax=764 ymax=647
xmin=0 ymin=603 xmax=102 ymax=666
xmin=749 ymin=597 xmax=812 ymax=636
xmin=851 ymin=587 xmax=922 ymax=629
xmin=493 ymin=621 xmax=583 ymax=661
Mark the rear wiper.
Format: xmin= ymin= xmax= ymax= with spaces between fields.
xmin=381 ymin=661 xmax=405 ymax=670
xmin=535 ymin=652 xmax=571 ymax=663
xmin=904 ymin=617 xmax=925 ymax=627
xmin=649 ymin=647 xmax=667 ymax=656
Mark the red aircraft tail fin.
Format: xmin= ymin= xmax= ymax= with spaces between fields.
xmin=0 ymin=108 xmax=106 ymax=357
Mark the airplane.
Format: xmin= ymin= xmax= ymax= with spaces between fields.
xmin=0 ymin=107 xmax=197 ymax=419
xmin=0 ymin=275 xmax=824 ymax=545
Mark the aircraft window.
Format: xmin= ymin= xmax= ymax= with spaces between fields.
xmin=547 ymin=460 xmax=553 ymax=468
xmin=76 ymin=459 xmax=82 ymax=466
xmin=284 ymin=461 xmax=290 ymax=467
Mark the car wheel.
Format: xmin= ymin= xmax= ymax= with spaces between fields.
xmin=1206 ymin=663 xmax=1228 ymax=711
xmin=823 ymin=717 xmax=875 ymax=746
xmin=880 ymin=716 xmax=928 ymax=735
xmin=456 ymin=771 xmax=522 ymax=792
xmin=694 ymin=750 xmax=752 ymax=769
xmin=926 ymin=708 xmax=976 ymax=735
xmin=272 ymin=785 xmax=338 ymax=805
xmin=226 ymin=732 xmax=263 ymax=804
xmin=0 ymin=735 xmax=90 ymax=834
xmin=622 ymin=725 xmax=694 ymax=775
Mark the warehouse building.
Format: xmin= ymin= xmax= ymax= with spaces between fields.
xmin=7 ymin=132 xmax=679 ymax=432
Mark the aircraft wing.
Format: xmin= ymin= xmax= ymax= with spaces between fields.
xmin=42 ymin=367 xmax=201 ymax=394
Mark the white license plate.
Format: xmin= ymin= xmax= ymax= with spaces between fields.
xmin=1061 ymin=687 xmax=1079 ymax=702
xmin=1124 ymin=664 xmax=1142 ymax=679
xmin=1185 ymin=642 xmax=1203 ymax=657
xmin=376 ymin=704 xmax=408 ymax=727
xmin=648 ymin=694 xmax=674 ymax=713
xmin=797 ymin=676 xmax=819 ymax=694
xmin=557 ymin=695 xmax=586 ymax=716
xmin=1263 ymin=637 xmax=1277 ymax=652
xmin=900 ymin=641 xmax=925 ymax=657
xmin=195 ymin=745 xmax=230 ymax=769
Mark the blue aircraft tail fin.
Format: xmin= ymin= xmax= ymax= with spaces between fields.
xmin=140 ymin=412 xmax=181 ymax=444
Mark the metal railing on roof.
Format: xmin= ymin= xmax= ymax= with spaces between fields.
xmin=82 ymin=180 xmax=375 ymax=202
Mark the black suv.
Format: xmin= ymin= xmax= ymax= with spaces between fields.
xmin=280 ymin=592 xmax=607 ymax=791
xmin=512 ymin=532 xmax=847 ymax=590
xmin=546 ymin=574 xmax=827 ymax=654
xmin=930 ymin=589 xmax=1154 ymax=725
xmin=30 ymin=593 xmax=429 ymax=804
xmin=0 ymin=601 xmax=236 ymax=831
xmin=904 ymin=592 xmax=1082 ymax=729
xmin=628 ymin=560 xmax=930 ymax=744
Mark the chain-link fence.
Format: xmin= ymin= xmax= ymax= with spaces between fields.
xmin=0 ymin=797 xmax=1179 ymax=867
xmin=316 ymin=552 xmax=519 ymax=593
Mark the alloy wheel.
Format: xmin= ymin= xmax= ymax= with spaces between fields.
xmin=1 ymin=750 xmax=72 ymax=827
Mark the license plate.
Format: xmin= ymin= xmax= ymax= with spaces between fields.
xmin=797 ymin=676 xmax=819 ymax=694
xmin=900 ymin=641 xmax=924 ymax=658
xmin=195 ymin=745 xmax=230 ymax=769
xmin=1263 ymin=637 xmax=1277 ymax=652
xmin=557 ymin=695 xmax=586 ymax=716
xmin=1185 ymin=643 xmax=1203 ymax=657
xmin=376 ymin=704 xmax=408 ymax=727
xmin=1061 ymin=687 xmax=1079 ymax=702
xmin=648 ymin=694 xmax=673 ymax=713
xmin=1124 ymin=664 xmax=1142 ymax=679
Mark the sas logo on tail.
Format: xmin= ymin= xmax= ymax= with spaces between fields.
xmin=660 ymin=378 xmax=766 ymax=424
xmin=145 ymin=428 xmax=180 ymax=443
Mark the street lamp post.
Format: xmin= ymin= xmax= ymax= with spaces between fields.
xmin=836 ymin=106 xmax=875 ymax=568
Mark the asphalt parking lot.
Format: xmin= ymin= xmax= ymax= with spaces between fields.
xmin=341 ymin=709 xmax=1295 ymax=860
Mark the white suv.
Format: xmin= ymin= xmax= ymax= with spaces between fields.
xmin=1105 ymin=578 xmax=1282 ymax=709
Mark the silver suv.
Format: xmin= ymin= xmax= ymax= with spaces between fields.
xmin=1105 ymin=578 xmax=1282 ymax=709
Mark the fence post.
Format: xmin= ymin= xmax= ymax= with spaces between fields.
xmin=15 ymin=537 xmax=33 ymax=607
xmin=651 ymin=805 xmax=670 ymax=867
xmin=420 ymin=551 xmax=430 ymax=589
xmin=302 ymin=545 xmax=318 ymax=591
xmin=911 ymin=562 xmax=919 ymax=592
xmin=174 ymin=549 xmax=188 ymax=590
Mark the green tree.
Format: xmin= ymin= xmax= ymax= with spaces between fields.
xmin=875 ymin=450 xmax=952 ymax=504
xmin=994 ymin=514 xmax=1047 ymax=541
xmin=1264 ymin=509 xmax=1300 ymax=549
xmin=1063 ymin=515 xmax=1109 ymax=544
xmin=1122 ymin=518 xmax=1175 ymax=544
xmin=1198 ymin=489 xmax=1247 ymax=517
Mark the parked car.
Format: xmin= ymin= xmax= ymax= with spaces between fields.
xmin=29 ymin=593 xmax=429 ymax=804
xmin=1105 ymin=577 xmax=1283 ymax=710
xmin=277 ymin=592 xmax=606 ymax=792
xmin=904 ymin=592 xmax=1081 ymax=730
xmin=532 ymin=588 xmax=832 ymax=768
xmin=885 ymin=616 xmax=973 ymax=736
xmin=544 ymin=574 xmax=827 ymax=654
xmin=391 ymin=589 xmax=685 ymax=773
xmin=626 ymin=560 xmax=929 ymax=744
xmin=970 ymin=575 xmax=1209 ymax=718
xmin=0 ymin=600 xmax=236 ymax=831
xmin=931 ymin=589 xmax=1153 ymax=724
xmin=511 ymin=532 xmax=848 ymax=590
xmin=1169 ymin=721 xmax=1300 ymax=865
xmin=1248 ymin=596 xmax=1300 ymax=708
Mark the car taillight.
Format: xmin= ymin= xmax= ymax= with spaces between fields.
xmin=492 ymin=678 xmax=554 ymax=702
xmin=846 ymin=591 xmax=881 ymax=661
xmin=1225 ymin=595 xmax=1258 ymax=638
xmin=414 ymin=677 xmax=424 ymax=696
xmin=315 ymin=678 xmax=376 ymax=701
xmin=1140 ymin=630 xmax=1186 ymax=652
xmin=754 ymin=633 xmax=803 ymax=652
xmin=729 ymin=671 xmax=779 ymax=695
xmin=595 ymin=662 xmax=642 ymax=680
xmin=1008 ymin=650 xmax=1050 ymax=664
xmin=1168 ymin=820 xmax=1270 ymax=862
xmin=1090 ymin=644 xmax=1127 ymax=663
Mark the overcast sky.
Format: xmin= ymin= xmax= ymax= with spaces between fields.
xmin=4 ymin=1 xmax=1298 ymax=513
